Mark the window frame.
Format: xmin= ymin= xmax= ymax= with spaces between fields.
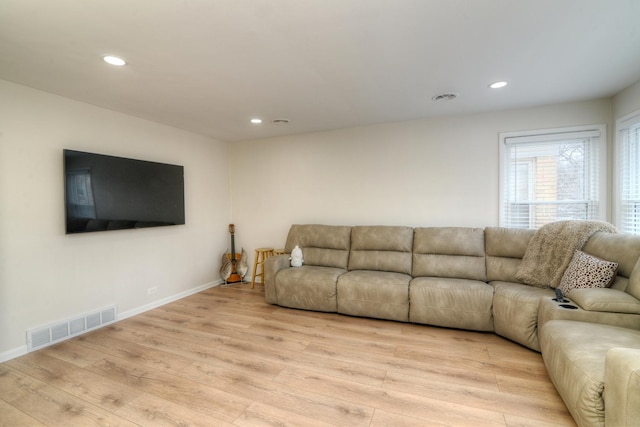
xmin=615 ymin=110 xmax=640 ymax=235
xmin=499 ymin=124 xmax=607 ymax=228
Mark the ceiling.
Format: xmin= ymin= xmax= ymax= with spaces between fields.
xmin=1 ymin=0 xmax=640 ymax=142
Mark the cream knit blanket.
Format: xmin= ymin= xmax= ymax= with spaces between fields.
xmin=516 ymin=220 xmax=617 ymax=288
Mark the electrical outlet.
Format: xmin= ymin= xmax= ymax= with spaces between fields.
xmin=147 ymin=286 xmax=158 ymax=295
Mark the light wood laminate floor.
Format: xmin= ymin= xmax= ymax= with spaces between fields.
xmin=0 ymin=283 xmax=576 ymax=426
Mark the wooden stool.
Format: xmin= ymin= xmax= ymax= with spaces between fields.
xmin=274 ymin=248 xmax=285 ymax=255
xmin=251 ymin=248 xmax=274 ymax=288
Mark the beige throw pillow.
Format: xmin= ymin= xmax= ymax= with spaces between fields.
xmin=559 ymin=250 xmax=618 ymax=296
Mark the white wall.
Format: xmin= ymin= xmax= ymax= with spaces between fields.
xmin=1 ymin=75 xmax=628 ymax=361
xmin=614 ymin=79 xmax=640 ymax=119
xmin=611 ymin=78 xmax=640 ymax=230
xmin=0 ymin=80 xmax=230 ymax=360
xmin=230 ymin=98 xmax=612 ymax=256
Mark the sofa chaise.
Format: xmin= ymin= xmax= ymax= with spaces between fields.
xmin=264 ymin=223 xmax=640 ymax=427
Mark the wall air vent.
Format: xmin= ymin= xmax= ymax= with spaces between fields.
xmin=26 ymin=305 xmax=117 ymax=352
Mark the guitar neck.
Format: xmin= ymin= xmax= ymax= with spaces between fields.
xmin=230 ymin=235 xmax=236 ymax=261
xmin=229 ymin=224 xmax=237 ymax=262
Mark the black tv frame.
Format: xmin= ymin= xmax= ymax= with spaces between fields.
xmin=64 ymin=149 xmax=185 ymax=234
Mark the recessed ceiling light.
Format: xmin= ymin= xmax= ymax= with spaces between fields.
xmin=272 ymin=119 xmax=290 ymax=124
xmin=103 ymin=55 xmax=127 ymax=66
xmin=250 ymin=118 xmax=263 ymax=124
xmin=489 ymin=81 xmax=508 ymax=89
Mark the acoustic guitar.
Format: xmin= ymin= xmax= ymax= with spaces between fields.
xmin=226 ymin=224 xmax=242 ymax=283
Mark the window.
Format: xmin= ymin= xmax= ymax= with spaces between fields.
xmin=616 ymin=112 xmax=640 ymax=235
xmin=500 ymin=125 xmax=606 ymax=228
xmin=66 ymin=169 xmax=96 ymax=219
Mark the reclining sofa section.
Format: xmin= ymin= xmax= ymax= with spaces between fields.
xmin=265 ymin=224 xmax=640 ymax=349
xmin=264 ymin=224 xmax=640 ymax=427
xmin=266 ymin=225 xmax=554 ymax=347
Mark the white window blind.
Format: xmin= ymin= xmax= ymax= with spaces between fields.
xmin=500 ymin=127 xmax=604 ymax=228
xmin=617 ymin=112 xmax=640 ymax=235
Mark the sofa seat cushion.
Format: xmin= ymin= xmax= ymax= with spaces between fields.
xmin=540 ymin=320 xmax=640 ymax=427
xmin=275 ymin=266 xmax=346 ymax=312
xmin=337 ymin=270 xmax=411 ymax=322
xmin=491 ymin=281 xmax=555 ymax=351
xmin=409 ymin=277 xmax=494 ymax=331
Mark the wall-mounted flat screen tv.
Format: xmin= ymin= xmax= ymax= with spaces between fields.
xmin=64 ymin=149 xmax=185 ymax=234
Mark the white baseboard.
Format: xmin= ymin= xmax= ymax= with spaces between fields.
xmin=0 ymin=345 xmax=28 ymax=364
xmin=0 ymin=280 xmax=222 ymax=364
xmin=118 ymin=280 xmax=221 ymax=320
xmin=118 ymin=280 xmax=222 ymax=320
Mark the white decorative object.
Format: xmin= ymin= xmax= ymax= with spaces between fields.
xmin=290 ymin=245 xmax=304 ymax=267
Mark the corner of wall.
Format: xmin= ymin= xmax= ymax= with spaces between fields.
xmin=613 ymin=79 xmax=640 ymax=120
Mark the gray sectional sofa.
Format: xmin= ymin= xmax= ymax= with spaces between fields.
xmin=264 ymin=224 xmax=640 ymax=427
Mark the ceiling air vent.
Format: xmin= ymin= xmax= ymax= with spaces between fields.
xmin=432 ymin=93 xmax=457 ymax=102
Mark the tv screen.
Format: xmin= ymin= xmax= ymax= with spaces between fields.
xmin=64 ymin=149 xmax=185 ymax=234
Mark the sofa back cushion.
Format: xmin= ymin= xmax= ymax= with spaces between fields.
xmin=413 ymin=227 xmax=486 ymax=280
xmin=348 ymin=226 xmax=413 ymax=275
xmin=485 ymin=227 xmax=535 ymax=283
xmin=583 ymin=231 xmax=640 ymax=299
xmin=285 ymin=224 xmax=352 ymax=269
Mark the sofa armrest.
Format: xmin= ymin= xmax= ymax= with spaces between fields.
xmin=570 ymin=288 xmax=640 ymax=314
xmin=538 ymin=297 xmax=640 ymax=332
xmin=605 ymin=347 xmax=640 ymax=426
xmin=264 ymin=254 xmax=290 ymax=304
